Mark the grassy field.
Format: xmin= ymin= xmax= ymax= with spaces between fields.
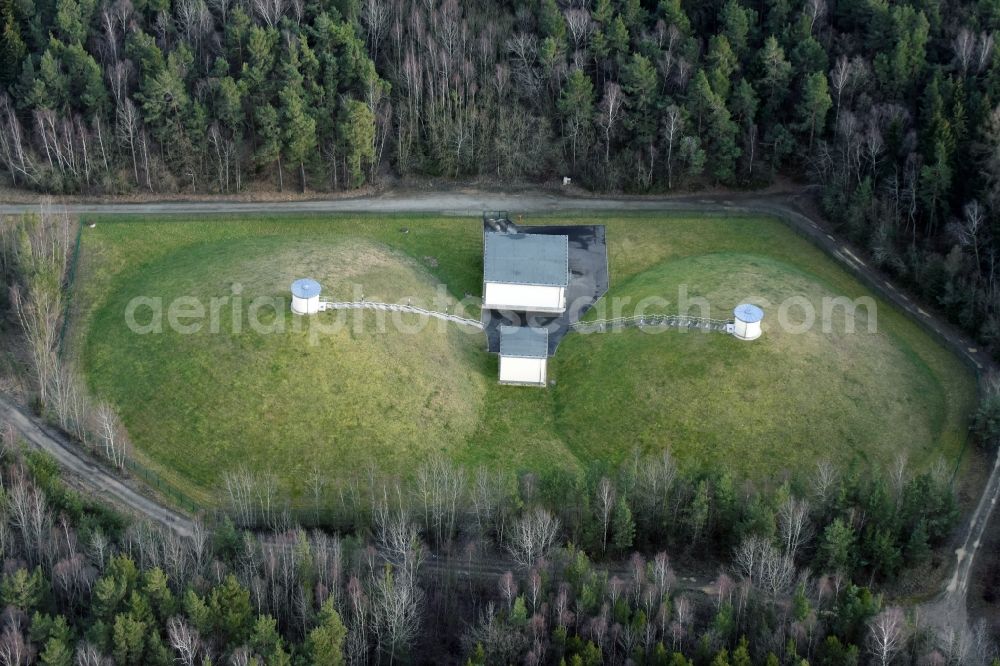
xmin=72 ymin=212 xmax=977 ymax=503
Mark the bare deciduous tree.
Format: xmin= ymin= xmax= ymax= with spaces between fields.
xmin=223 ymin=468 xmax=279 ymax=528
xmin=229 ymin=647 xmax=251 ymax=666
xmin=778 ymin=495 xmax=813 ymax=559
xmin=951 ymin=200 xmax=986 ymax=278
xmin=8 ymin=472 xmax=50 ymax=566
xmin=933 ymin=624 xmax=974 ymax=665
xmin=0 ymin=620 xmax=28 ymax=666
xmin=307 ymin=464 xmax=327 ymax=520
xmin=175 ymin=0 xmax=212 ymax=59
xmin=596 ymin=82 xmax=624 ymax=168
xmin=189 ymin=519 xmax=208 ymax=575
xmin=206 ymin=0 xmax=232 ymax=24
xmin=53 ymin=553 xmax=96 ymax=607
xmin=804 ymin=0 xmax=827 ymax=33
xmin=371 ymin=564 xmax=423 ymax=666
xmin=253 ymin=0 xmax=287 ymax=28
xmin=954 ymin=28 xmax=977 ymax=74
xmin=6 ymin=208 xmax=73 ymax=407
xmin=167 ymin=616 xmax=201 ymax=666
xmin=73 ymin=642 xmax=111 ymax=666
xmin=662 ymin=105 xmax=683 ymax=189
xmin=830 ymin=56 xmax=850 ymax=127
xmin=812 ymin=460 xmax=837 ymax=506
xmin=0 ymin=424 xmax=15 ymax=459
xmin=94 ymin=402 xmax=128 ymax=469
xmin=224 ymin=468 xmax=257 ymax=528
xmin=596 ymin=477 xmax=615 ymax=554
xmin=760 ymin=546 xmax=796 ymax=598
xmin=413 ymin=455 xmax=466 ymax=549
xmin=507 ymin=508 xmax=560 ymax=568
xmin=471 ymin=465 xmax=497 ymax=540
xmin=361 ymin=0 xmax=390 ymax=62
xmin=734 ymin=534 xmax=796 ymax=598
xmin=47 ymin=362 xmax=89 ymax=441
xmin=867 ymin=606 xmax=907 ymax=666
xmin=564 ymin=9 xmax=593 ymax=51
xmin=114 ymin=96 xmax=140 ymax=184
xmin=374 ymin=485 xmax=425 ymax=581
xmin=975 ymin=32 xmax=995 ymax=73
xmin=498 ymin=571 xmax=516 ymax=612
xmin=671 ymin=595 xmax=692 ymax=650
xmin=651 ymin=551 xmax=676 ymax=599
xmin=0 ymin=95 xmax=36 ymax=186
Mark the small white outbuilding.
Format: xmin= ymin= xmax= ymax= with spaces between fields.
xmin=291 ymin=278 xmax=322 ymax=315
xmin=498 ymin=325 xmax=550 ymax=386
xmin=732 ymin=303 xmax=764 ymax=340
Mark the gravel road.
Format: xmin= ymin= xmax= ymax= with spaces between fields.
xmin=0 ymin=188 xmax=765 ymax=215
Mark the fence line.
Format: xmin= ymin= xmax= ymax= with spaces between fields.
xmin=121 ymin=457 xmax=203 ymax=514
xmin=571 ymin=314 xmax=732 ymax=334
xmin=319 ymin=300 xmax=484 ymax=329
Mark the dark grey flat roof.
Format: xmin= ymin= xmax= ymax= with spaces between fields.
xmin=484 ymin=232 xmax=569 ymax=286
xmin=499 ymin=326 xmax=549 ymax=358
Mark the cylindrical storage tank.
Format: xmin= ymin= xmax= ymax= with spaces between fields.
xmin=291 ymin=278 xmax=322 ymax=315
xmin=733 ymin=303 xmax=763 ymax=340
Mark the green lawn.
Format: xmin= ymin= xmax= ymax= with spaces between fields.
xmin=72 ymin=212 xmax=977 ymax=503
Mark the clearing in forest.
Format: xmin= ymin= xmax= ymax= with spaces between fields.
xmin=71 ymin=212 xmax=976 ymax=504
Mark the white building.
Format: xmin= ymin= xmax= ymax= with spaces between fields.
xmin=291 ymin=278 xmax=322 ymax=315
xmin=498 ymin=325 xmax=550 ymax=386
xmin=732 ymin=303 xmax=764 ymax=340
xmin=482 ymin=232 xmax=569 ymax=313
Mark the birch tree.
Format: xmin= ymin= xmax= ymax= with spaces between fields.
xmin=596 ymin=477 xmax=615 ymax=554
xmin=167 ymin=616 xmax=201 ymax=666
xmin=778 ymin=495 xmax=812 ymax=559
xmin=5 ymin=209 xmax=73 ymax=407
xmin=507 ymin=508 xmax=560 ymax=568
xmin=662 ymin=105 xmax=683 ymax=189
xmin=94 ymin=402 xmax=128 ymax=469
xmin=867 ymin=606 xmax=907 ymax=666
xmin=596 ymin=82 xmax=623 ymax=169
xmin=0 ymin=95 xmax=35 ymax=186
xmin=371 ymin=565 xmax=422 ymax=666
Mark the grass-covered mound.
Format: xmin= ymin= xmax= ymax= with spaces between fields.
xmin=554 ymin=252 xmax=944 ymax=476
xmin=74 ymin=213 xmax=976 ymax=501
xmin=83 ymin=232 xmax=488 ymax=499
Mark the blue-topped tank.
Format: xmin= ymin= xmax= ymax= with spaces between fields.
xmin=291 ymin=278 xmax=322 ymax=314
xmin=733 ymin=303 xmax=763 ymax=340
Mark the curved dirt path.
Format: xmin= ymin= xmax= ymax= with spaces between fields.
xmin=0 ymin=394 xmax=196 ymax=537
xmin=1 ymin=187 xmax=996 ymax=632
xmin=922 ymin=448 xmax=1000 ymax=635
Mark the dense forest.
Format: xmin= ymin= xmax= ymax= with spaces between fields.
xmin=1 ymin=0 xmax=1000 ymax=355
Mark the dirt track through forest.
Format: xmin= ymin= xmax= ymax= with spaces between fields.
xmin=0 ymin=394 xmax=196 ymax=537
